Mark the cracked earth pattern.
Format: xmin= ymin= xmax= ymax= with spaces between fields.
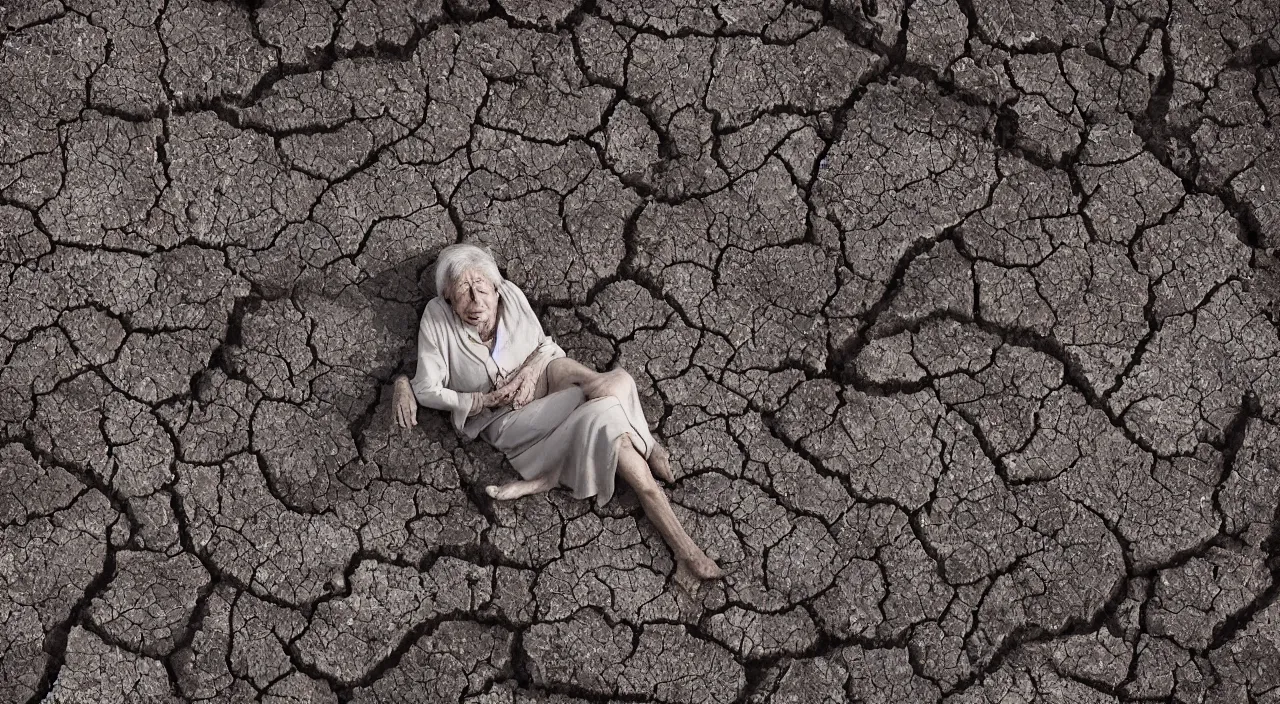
xmin=1 ymin=0 xmax=1279 ymax=701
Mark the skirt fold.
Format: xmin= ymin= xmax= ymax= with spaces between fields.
xmin=479 ymin=381 xmax=653 ymax=506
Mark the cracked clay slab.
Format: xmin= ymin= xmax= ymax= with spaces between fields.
xmin=2 ymin=0 xmax=1279 ymax=702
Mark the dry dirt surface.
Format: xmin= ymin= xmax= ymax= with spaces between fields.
xmin=2 ymin=0 xmax=1280 ymax=702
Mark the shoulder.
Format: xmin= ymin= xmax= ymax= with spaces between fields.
xmin=498 ymin=279 xmax=533 ymax=312
xmin=419 ymin=297 xmax=456 ymax=337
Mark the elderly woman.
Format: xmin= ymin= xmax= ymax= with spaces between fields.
xmin=391 ymin=244 xmax=723 ymax=582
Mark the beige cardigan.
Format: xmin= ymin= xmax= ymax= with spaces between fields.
xmin=409 ymin=279 xmax=565 ymax=438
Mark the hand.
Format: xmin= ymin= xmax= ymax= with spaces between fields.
xmin=393 ymin=375 xmax=417 ymax=428
xmin=502 ymin=366 xmax=539 ymax=410
xmin=470 ymin=383 xmax=518 ymax=416
xmin=493 ymin=342 xmax=555 ymax=409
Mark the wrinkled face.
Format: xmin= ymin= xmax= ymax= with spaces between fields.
xmin=448 ymin=268 xmax=499 ymax=331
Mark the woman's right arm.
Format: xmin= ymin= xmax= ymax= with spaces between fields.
xmin=408 ymin=318 xmax=479 ymax=433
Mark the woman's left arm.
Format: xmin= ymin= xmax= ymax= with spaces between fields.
xmin=497 ymin=336 xmax=565 ymax=409
xmin=496 ymin=282 xmax=566 ymax=408
xmin=506 ymin=335 xmax=562 ymax=380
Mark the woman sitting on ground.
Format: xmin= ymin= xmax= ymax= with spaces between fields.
xmin=391 ymin=243 xmax=723 ymax=582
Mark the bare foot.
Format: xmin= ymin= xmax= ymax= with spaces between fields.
xmin=485 ymin=475 xmax=556 ymax=501
xmin=673 ymin=561 xmax=702 ymax=596
xmin=678 ymin=553 xmax=724 ymax=581
xmin=648 ymin=442 xmax=674 ymax=483
xmin=674 ymin=555 xmax=724 ymax=595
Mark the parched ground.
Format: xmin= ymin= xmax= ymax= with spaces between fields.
xmin=1 ymin=0 xmax=1279 ymax=701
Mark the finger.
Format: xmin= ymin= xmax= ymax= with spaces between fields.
xmin=408 ymin=405 xmax=416 ymax=426
xmin=395 ymin=406 xmax=406 ymax=428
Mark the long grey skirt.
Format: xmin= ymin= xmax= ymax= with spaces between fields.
xmin=479 ymin=375 xmax=655 ymax=506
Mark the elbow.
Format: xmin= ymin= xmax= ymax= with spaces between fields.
xmin=407 ymin=378 xmax=433 ymax=407
xmin=409 ymin=378 xmax=455 ymax=412
xmin=540 ymin=338 xmax=565 ymax=358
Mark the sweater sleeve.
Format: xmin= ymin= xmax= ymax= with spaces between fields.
xmin=501 ymin=280 xmax=567 ymax=364
xmin=536 ymin=334 xmax=566 ymax=362
xmin=409 ymin=309 xmax=476 ymax=433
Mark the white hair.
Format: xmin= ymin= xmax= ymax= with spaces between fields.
xmin=434 ymin=243 xmax=503 ymax=300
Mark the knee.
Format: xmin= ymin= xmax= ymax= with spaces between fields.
xmin=599 ymin=368 xmax=637 ymax=400
xmin=613 ymin=367 xmax=637 ymax=389
xmin=617 ymin=435 xmax=660 ymax=497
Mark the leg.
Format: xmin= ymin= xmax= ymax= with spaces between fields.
xmin=647 ymin=440 xmax=674 ymax=484
xmin=589 ymin=368 xmax=673 ymax=482
xmin=546 ymin=360 xmax=674 ymax=482
xmin=614 ymin=434 xmax=722 ymax=580
xmin=485 ymin=473 xmax=557 ymax=501
xmin=544 ymin=357 xmax=597 ymax=394
xmin=545 ymin=359 xmax=641 ymax=401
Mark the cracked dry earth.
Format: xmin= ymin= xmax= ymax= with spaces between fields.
xmin=2 ymin=0 xmax=1280 ymax=702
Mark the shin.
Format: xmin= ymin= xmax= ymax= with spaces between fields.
xmin=614 ymin=434 xmax=721 ymax=580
